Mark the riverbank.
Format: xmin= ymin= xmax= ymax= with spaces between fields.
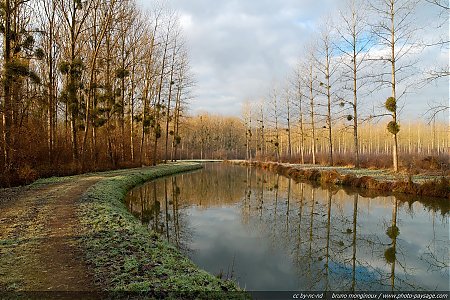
xmin=229 ymin=160 xmax=450 ymax=200
xmin=77 ymin=162 xmax=239 ymax=293
xmin=0 ymin=163 xmax=239 ymax=294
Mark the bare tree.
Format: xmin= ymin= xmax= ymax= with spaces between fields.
xmin=423 ymin=0 xmax=449 ymax=81
xmin=424 ymin=0 xmax=449 ymax=10
xmin=57 ymin=0 xmax=93 ymax=162
xmin=164 ymin=25 xmax=184 ymax=163
xmin=81 ymin=0 xmax=118 ymax=165
xmin=128 ymin=9 xmax=147 ymax=163
xmin=335 ymin=0 xmax=373 ymax=168
xmin=138 ymin=10 xmax=161 ymax=165
xmin=153 ymin=13 xmax=175 ymax=165
xmin=300 ymin=47 xmax=319 ymax=165
xmin=1 ymin=0 xmax=41 ymax=172
xmin=268 ymin=88 xmax=281 ymax=162
xmin=296 ymin=49 xmax=318 ymax=165
xmin=115 ymin=0 xmax=135 ymax=162
xmin=370 ymin=0 xmax=419 ymax=172
xmin=293 ymin=68 xmax=306 ymax=164
xmin=257 ymin=101 xmax=266 ymax=159
xmin=284 ymin=87 xmax=293 ymax=160
xmin=242 ymin=101 xmax=253 ymax=161
xmin=314 ymin=19 xmax=340 ymax=166
xmin=171 ymin=50 xmax=192 ymax=162
xmin=38 ymin=0 xmax=60 ymax=163
xmin=308 ymin=62 xmax=317 ymax=165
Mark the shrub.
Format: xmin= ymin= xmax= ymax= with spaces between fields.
xmin=387 ymin=121 xmax=400 ymax=135
xmin=385 ymin=97 xmax=397 ymax=112
xmin=17 ymin=165 xmax=38 ymax=184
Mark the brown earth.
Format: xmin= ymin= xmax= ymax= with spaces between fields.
xmin=229 ymin=160 xmax=450 ymax=199
xmin=0 ymin=177 xmax=101 ymax=291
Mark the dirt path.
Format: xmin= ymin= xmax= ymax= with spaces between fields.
xmin=0 ymin=176 xmax=102 ymax=291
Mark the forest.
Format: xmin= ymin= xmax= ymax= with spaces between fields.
xmin=0 ymin=0 xmax=198 ymax=186
xmin=0 ymin=0 xmax=448 ymax=187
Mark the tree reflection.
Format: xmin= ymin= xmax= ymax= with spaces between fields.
xmin=153 ymin=182 xmax=161 ymax=233
xmin=324 ymin=189 xmax=333 ymax=292
xmin=286 ymin=178 xmax=291 ymax=235
xmin=295 ymin=183 xmax=305 ymax=263
xmin=125 ymin=164 xmax=449 ymax=291
xmin=385 ymin=198 xmax=399 ymax=291
xmin=164 ymin=179 xmax=170 ymax=241
xmin=351 ymin=194 xmax=358 ymax=292
xmin=172 ymin=177 xmax=181 ymax=248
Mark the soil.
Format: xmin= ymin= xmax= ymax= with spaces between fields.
xmin=0 ymin=176 xmax=102 ymax=291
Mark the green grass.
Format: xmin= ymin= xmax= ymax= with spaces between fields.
xmin=77 ymin=163 xmax=241 ymax=293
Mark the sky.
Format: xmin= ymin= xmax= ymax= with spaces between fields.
xmin=137 ymin=0 xmax=448 ymax=121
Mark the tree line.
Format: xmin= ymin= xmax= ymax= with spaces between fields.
xmin=242 ymin=0 xmax=448 ymax=171
xmin=0 ymin=0 xmax=193 ymax=186
xmin=164 ymin=112 xmax=446 ymax=171
xmin=0 ymin=0 xmax=447 ymax=186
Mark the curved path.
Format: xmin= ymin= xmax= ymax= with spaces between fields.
xmin=0 ymin=176 xmax=102 ymax=291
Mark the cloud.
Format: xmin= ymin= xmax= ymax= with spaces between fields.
xmin=179 ymin=13 xmax=193 ymax=30
xmin=148 ymin=0 xmax=339 ymax=115
xmin=138 ymin=0 xmax=448 ymax=120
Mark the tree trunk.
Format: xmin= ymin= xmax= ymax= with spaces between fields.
xmin=325 ymin=57 xmax=333 ymax=166
xmin=171 ymin=83 xmax=182 ymax=162
xmin=130 ymin=48 xmax=136 ymax=163
xmin=47 ymin=5 xmax=56 ymax=163
xmin=298 ymin=81 xmax=305 ymax=164
xmin=309 ymin=65 xmax=316 ymax=165
xmin=153 ymin=24 xmax=170 ymax=166
xmin=390 ymin=0 xmax=399 ymax=172
xmin=2 ymin=0 xmax=12 ymax=172
xmin=286 ymin=95 xmax=292 ymax=161
xmin=165 ymin=40 xmax=177 ymax=163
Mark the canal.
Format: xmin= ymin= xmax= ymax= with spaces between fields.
xmin=125 ymin=163 xmax=449 ymax=291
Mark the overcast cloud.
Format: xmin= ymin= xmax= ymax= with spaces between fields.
xmin=137 ymin=0 xmax=448 ymax=120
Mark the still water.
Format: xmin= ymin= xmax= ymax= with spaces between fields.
xmin=125 ymin=163 xmax=449 ymax=291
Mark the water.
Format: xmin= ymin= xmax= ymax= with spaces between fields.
xmin=125 ymin=163 xmax=449 ymax=291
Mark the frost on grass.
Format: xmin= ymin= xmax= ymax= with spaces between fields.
xmin=77 ymin=163 xmax=240 ymax=292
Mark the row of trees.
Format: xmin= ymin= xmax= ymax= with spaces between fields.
xmin=243 ymin=0 xmax=448 ymax=171
xmin=0 ymin=0 xmax=193 ymax=185
xmin=178 ymin=115 xmax=246 ymax=160
xmin=165 ymin=113 xmax=446 ymax=168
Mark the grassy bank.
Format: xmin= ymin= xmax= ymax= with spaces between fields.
xmin=76 ymin=163 xmax=240 ymax=293
xmin=230 ymin=161 xmax=450 ymax=200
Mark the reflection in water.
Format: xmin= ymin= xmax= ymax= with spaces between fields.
xmin=125 ymin=163 xmax=450 ymax=291
xmin=388 ymin=199 xmax=399 ymax=292
xmin=351 ymin=194 xmax=358 ymax=292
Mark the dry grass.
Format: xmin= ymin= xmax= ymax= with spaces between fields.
xmin=229 ymin=160 xmax=450 ymax=200
xmin=282 ymin=152 xmax=449 ymax=174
